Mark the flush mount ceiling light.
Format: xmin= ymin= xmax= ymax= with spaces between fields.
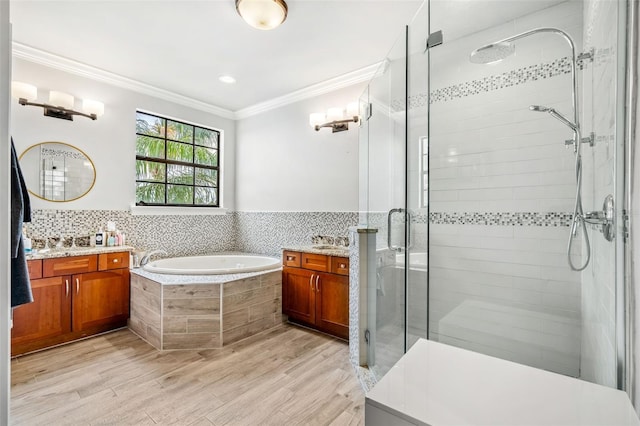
xmin=310 ymin=102 xmax=360 ymax=133
xmin=236 ymin=0 xmax=288 ymax=30
xmin=11 ymin=81 xmax=104 ymax=121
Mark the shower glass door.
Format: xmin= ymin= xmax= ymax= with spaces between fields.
xmin=363 ymin=0 xmax=431 ymax=379
xmin=405 ymin=1 xmax=430 ymax=349
xmin=362 ymin=0 xmax=626 ymax=391
xmin=423 ymin=0 xmax=625 ymax=389
xmin=363 ymin=27 xmax=408 ymax=379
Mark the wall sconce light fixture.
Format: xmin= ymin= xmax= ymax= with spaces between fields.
xmin=310 ymin=102 xmax=359 ymax=133
xmin=11 ymin=82 xmax=104 ymax=121
xmin=236 ymin=0 xmax=288 ymax=31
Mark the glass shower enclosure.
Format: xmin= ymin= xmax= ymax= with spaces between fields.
xmin=359 ymin=0 xmax=628 ymax=390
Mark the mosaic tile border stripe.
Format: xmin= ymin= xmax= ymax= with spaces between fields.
xmin=427 ymin=212 xmax=573 ymax=227
xmin=391 ymin=54 xmax=592 ymax=111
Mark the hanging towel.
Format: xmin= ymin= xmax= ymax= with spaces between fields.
xmin=11 ymin=138 xmax=33 ymax=308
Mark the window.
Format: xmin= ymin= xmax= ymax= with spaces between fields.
xmin=135 ymin=111 xmax=220 ymax=207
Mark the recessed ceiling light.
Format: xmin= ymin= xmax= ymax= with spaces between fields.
xmin=219 ymin=75 xmax=236 ymax=84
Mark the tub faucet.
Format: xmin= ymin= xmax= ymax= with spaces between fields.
xmin=140 ymin=250 xmax=168 ymax=267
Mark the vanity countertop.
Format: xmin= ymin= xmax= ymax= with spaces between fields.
xmin=26 ymin=245 xmax=135 ymax=260
xmin=282 ymin=245 xmax=350 ymax=257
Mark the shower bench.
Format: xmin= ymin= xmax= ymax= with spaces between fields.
xmin=365 ymin=339 xmax=639 ymax=425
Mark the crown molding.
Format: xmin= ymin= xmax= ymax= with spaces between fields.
xmin=12 ymin=42 xmax=380 ymax=121
xmin=12 ymin=42 xmax=236 ymax=120
xmin=234 ymin=62 xmax=381 ymax=119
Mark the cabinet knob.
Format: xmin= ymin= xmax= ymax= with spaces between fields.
xmin=340 ymin=263 xmax=346 ymax=269
xmin=113 ymin=259 xmax=119 ymax=263
xmin=287 ymin=256 xmax=295 ymax=261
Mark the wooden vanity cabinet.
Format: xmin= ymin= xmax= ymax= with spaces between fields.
xmin=282 ymin=251 xmax=349 ymax=340
xmin=11 ymin=275 xmax=72 ymax=349
xmin=282 ymin=267 xmax=316 ymax=325
xmin=11 ymin=253 xmax=130 ymax=356
xmin=72 ymin=269 xmax=130 ymax=333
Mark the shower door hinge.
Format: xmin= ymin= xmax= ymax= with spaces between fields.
xmin=425 ymin=30 xmax=443 ymax=51
xmin=623 ymin=210 xmax=630 ymax=242
xmin=364 ymin=329 xmax=370 ymax=345
xmin=366 ymin=103 xmax=372 ymax=121
xmin=577 ymin=48 xmax=595 ymax=63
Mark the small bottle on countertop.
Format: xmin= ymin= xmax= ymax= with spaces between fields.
xmin=95 ymin=228 xmax=105 ymax=247
xmin=23 ymin=235 xmax=32 ymax=254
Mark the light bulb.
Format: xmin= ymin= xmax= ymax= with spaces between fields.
xmin=309 ymin=113 xmax=326 ymax=127
xmin=346 ymin=102 xmax=359 ymax=118
xmin=11 ymin=82 xmax=37 ymax=101
xmin=82 ymin=99 xmax=105 ymax=117
xmin=49 ymin=91 xmax=74 ymax=109
xmin=326 ymin=107 xmax=344 ymax=122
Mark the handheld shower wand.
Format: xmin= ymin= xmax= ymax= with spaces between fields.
xmin=529 ymin=105 xmax=578 ymax=133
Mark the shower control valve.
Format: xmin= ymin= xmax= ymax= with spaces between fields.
xmin=583 ymin=195 xmax=615 ymax=242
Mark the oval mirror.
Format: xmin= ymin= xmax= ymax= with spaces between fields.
xmin=19 ymin=142 xmax=96 ymax=202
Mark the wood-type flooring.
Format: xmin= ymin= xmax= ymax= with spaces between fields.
xmin=10 ymin=324 xmax=364 ymax=425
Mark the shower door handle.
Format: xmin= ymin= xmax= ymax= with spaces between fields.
xmin=387 ymin=208 xmax=405 ymax=252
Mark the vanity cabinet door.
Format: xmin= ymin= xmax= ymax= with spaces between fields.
xmin=72 ymin=269 xmax=130 ymax=334
xmin=11 ymin=276 xmax=72 ymax=355
xmin=282 ymin=267 xmax=316 ymax=325
xmin=315 ymin=272 xmax=349 ymax=340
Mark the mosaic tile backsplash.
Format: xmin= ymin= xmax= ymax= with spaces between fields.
xmin=235 ymin=212 xmax=358 ymax=257
xmin=26 ymin=209 xmax=358 ymax=258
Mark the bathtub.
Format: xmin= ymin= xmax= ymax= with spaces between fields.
xmin=143 ymin=254 xmax=281 ymax=275
xmin=130 ymin=256 xmax=283 ymax=350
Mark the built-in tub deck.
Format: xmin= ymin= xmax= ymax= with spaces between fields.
xmin=129 ymin=267 xmax=282 ymax=350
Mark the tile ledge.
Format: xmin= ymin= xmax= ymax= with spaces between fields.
xmin=130 ymin=205 xmax=229 ymax=216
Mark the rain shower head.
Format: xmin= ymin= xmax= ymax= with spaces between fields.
xmin=469 ymin=42 xmax=515 ymax=64
xmin=529 ymin=105 xmax=577 ymax=131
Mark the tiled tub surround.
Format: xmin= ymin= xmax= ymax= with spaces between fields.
xmin=129 ymin=268 xmax=282 ymax=350
xmin=25 ymin=210 xmax=358 ymax=258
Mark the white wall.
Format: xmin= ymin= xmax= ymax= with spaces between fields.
xmin=10 ymin=58 xmax=236 ymax=211
xmin=235 ymin=84 xmax=363 ymax=212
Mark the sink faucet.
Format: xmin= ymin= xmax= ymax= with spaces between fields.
xmin=140 ymin=249 xmax=168 ymax=266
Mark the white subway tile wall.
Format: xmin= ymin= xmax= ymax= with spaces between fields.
xmin=421 ymin=1 xmax=585 ymax=377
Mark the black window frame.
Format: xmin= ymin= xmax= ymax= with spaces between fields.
xmin=135 ymin=110 xmax=221 ymax=207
